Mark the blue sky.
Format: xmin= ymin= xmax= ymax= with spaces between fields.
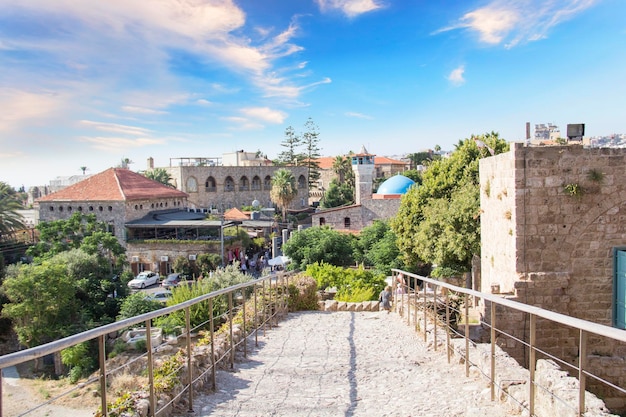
xmin=1 ymin=0 xmax=624 ymax=189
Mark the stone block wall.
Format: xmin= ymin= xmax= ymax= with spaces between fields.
xmin=311 ymin=198 xmax=401 ymax=230
xmin=480 ymin=143 xmax=626 ymax=410
xmin=164 ymin=165 xmax=309 ymax=211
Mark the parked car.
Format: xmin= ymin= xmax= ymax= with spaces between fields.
xmin=161 ymin=272 xmax=184 ymax=289
xmin=127 ymin=271 xmax=159 ymax=289
xmin=145 ymin=290 xmax=172 ymax=304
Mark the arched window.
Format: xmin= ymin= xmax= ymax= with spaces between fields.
xmin=225 ymin=176 xmax=235 ymax=191
xmin=252 ymin=176 xmax=261 ymax=191
xmin=319 ymin=217 xmax=326 ymax=226
xmin=239 ymin=176 xmax=250 ymax=191
xmin=205 ymin=177 xmax=216 ymax=192
xmin=264 ymin=175 xmax=272 ymax=190
xmin=298 ymin=175 xmax=306 ymax=189
xmin=186 ymin=176 xmax=198 ymax=193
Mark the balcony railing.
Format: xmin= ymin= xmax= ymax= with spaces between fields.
xmin=0 ymin=272 xmax=293 ymax=417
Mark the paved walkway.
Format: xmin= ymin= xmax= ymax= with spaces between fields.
xmin=178 ymin=310 xmax=520 ymax=417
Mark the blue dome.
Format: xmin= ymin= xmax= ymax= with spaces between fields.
xmin=376 ymin=175 xmax=415 ymax=195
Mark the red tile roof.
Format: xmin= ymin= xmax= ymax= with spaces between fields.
xmin=37 ymin=168 xmax=187 ymax=202
xmin=314 ymin=155 xmax=407 ymax=170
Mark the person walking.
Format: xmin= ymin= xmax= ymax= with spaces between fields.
xmin=379 ymin=285 xmax=392 ymax=313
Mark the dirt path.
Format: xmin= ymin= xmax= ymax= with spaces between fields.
xmin=2 ymin=365 xmax=96 ymax=417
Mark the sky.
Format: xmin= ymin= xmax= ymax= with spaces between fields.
xmin=1 ymin=0 xmax=625 ymax=189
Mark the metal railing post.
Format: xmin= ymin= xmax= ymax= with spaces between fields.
xmin=579 ymin=329 xmax=587 ymax=417
xmin=529 ymin=313 xmax=536 ymax=417
xmin=465 ymin=293 xmax=470 ymax=377
xmin=423 ymin=288 xmax=427 ymax=343
xmin=490 ymin=301 xmax=496 ymax=402
xmin=445 ymin=291 xmax=451 ymax=364
xmin=185 ymin=307 xmax=194 ymax=412
xmin=433 ymin=286 xmax=438 ymax=351
xmin=254 ymin=283 xmax=259 ymax=347
xmin=98 ymin=334 xmax=107 ymax=417
xmin=243 ymin=292 xmax=248 ymax=358
xmin=263 ymin=280 xmax=267 ymax=336
xmin=209 ymin=298 xmax=216 ymax=390
xmin=228 ymin=292 xmax=234 ymax=368
xmin=145 ymin=320 xmax=156 ymax=417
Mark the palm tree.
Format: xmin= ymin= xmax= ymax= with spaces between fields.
xmin=79 ymin=166 xmax=88 ymax=175
xmin=0 ymin=182 xmax=26 ymax=237
xmin=270 ymin=169 xmax=298 ymax=223
xmin=143 ymin=168 xmax=174 ymax=187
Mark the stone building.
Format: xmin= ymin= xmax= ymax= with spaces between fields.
xmin=37 ymin=168 xmax=188 ymax=246
xmin=158 ymin=156 xmax=309 ymax=212
xmin=311 ymin=147 xmax=414 ymax=232
xmin=480 ymin=143 xmax=626 ymax=410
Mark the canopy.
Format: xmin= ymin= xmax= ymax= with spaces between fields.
xmin=268 ymin=256 xmax=291 ymax=266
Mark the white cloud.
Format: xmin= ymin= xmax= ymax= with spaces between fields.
xmin=121 ymin=106 xmax=168 ymax=115
xmin=3 ymin=0 xmax=318 ymax=99
xmin=79 ymin=136 xmax=165 ymax=152
xmin=345 ymin=112 xmax=373 ymax=120
xmin=196 ymin=99 xmax=212 ymax=106
xmin=240 ymin=107 xmax=287 ymax=124
xmin=435 ymin=0 xmax=598 ymax=47
xmin=0 ymin=88 xmax=65 ymax=132
xmin=80 ymin=120 xmax=153 ymax=136
xmin=316 ymin=0 xmax=384 ymax=18
xmin=447 ymin=65 xmax=466 ymax=86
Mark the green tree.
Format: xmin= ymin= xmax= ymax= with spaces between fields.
xmin=406 ymin=151 xmax=432 ymax=169
xmin=0 ymin=182 xmax=26 ymax=237
xmin=27 ymin=213 xmax=106 ymax=260
xmin=2 ymin=261 xmax=78 ymax=347
xmin=401 ymin=169 xmax=423 ymax=185
xmin=282 ymin=226 xmax=354 ymax=269
xmin=301 ymin=118 xmax=322 ymax=189
xmin=276 ymin=126 xmax=303 ymax=166
xmin=391 ymin=132 xmax=508 ymax=275
xmin=270 ymin=169 xmax=298 ymax=222
xmin=331 ymin=155 xmax=354 ymax=187
xmin=143 ymin=168 xmax=174 ymax=187
xmin=320 ymin=179 xmax=353 ymax=208
xmin=117 ymin=292 xmax=162 ymax=321
xmin=353 ymin=220 xmax=403 ymax=276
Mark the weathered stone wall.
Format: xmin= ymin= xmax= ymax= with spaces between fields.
xmin=37 ymin=196 xmax=187 ymax=247
xmin=127 ymin=240 xmax=224 ymax=275
xmin=164 ymin=165 xmax=309 ymax=211
xmin=480 ymin=143 xmax=626 ymax=411
xmin=311 ymin=199 xmax=401 ymax=230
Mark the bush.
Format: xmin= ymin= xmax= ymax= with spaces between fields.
xmin=305 ymin=263 xmax=386 ymax=303
xmin=288 ymin=273 xmax=318 ymax=311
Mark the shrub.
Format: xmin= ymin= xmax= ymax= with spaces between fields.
xmin=305 ymin=263 xmax=386 ymax=302
xmin=288 ymin=274 xmax=318 ymax=311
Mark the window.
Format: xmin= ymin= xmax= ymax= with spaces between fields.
xmin=298 ymin=175 xmax=306 ymax=189
xmin=186 ymin=177 xmax=198 ymax=193
xmin=264 ymin=176 xmax=272 ymax=190
xmin=319 ymin=217 xmax=326 ymax=226
xmin=239 ymin=176 xmax=250 ymax=191
xmin=252 ymin=176 xmax=261 ymax=191
xmin=344 ymin=217 xmax=351 ymax=228
xmin=205 ymin=177 xmax=216 ymax=192
xmin=225 ymin=176 xmax=235 ymax=191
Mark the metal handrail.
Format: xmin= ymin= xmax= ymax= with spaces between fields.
xmin=391 ymin=268 xmax=626 ymax=417
xmin=0 ymin=272 xmax=292 ymax=417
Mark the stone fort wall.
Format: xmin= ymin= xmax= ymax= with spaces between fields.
xmin=479 ymin=143 xmax=626 ymax=411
